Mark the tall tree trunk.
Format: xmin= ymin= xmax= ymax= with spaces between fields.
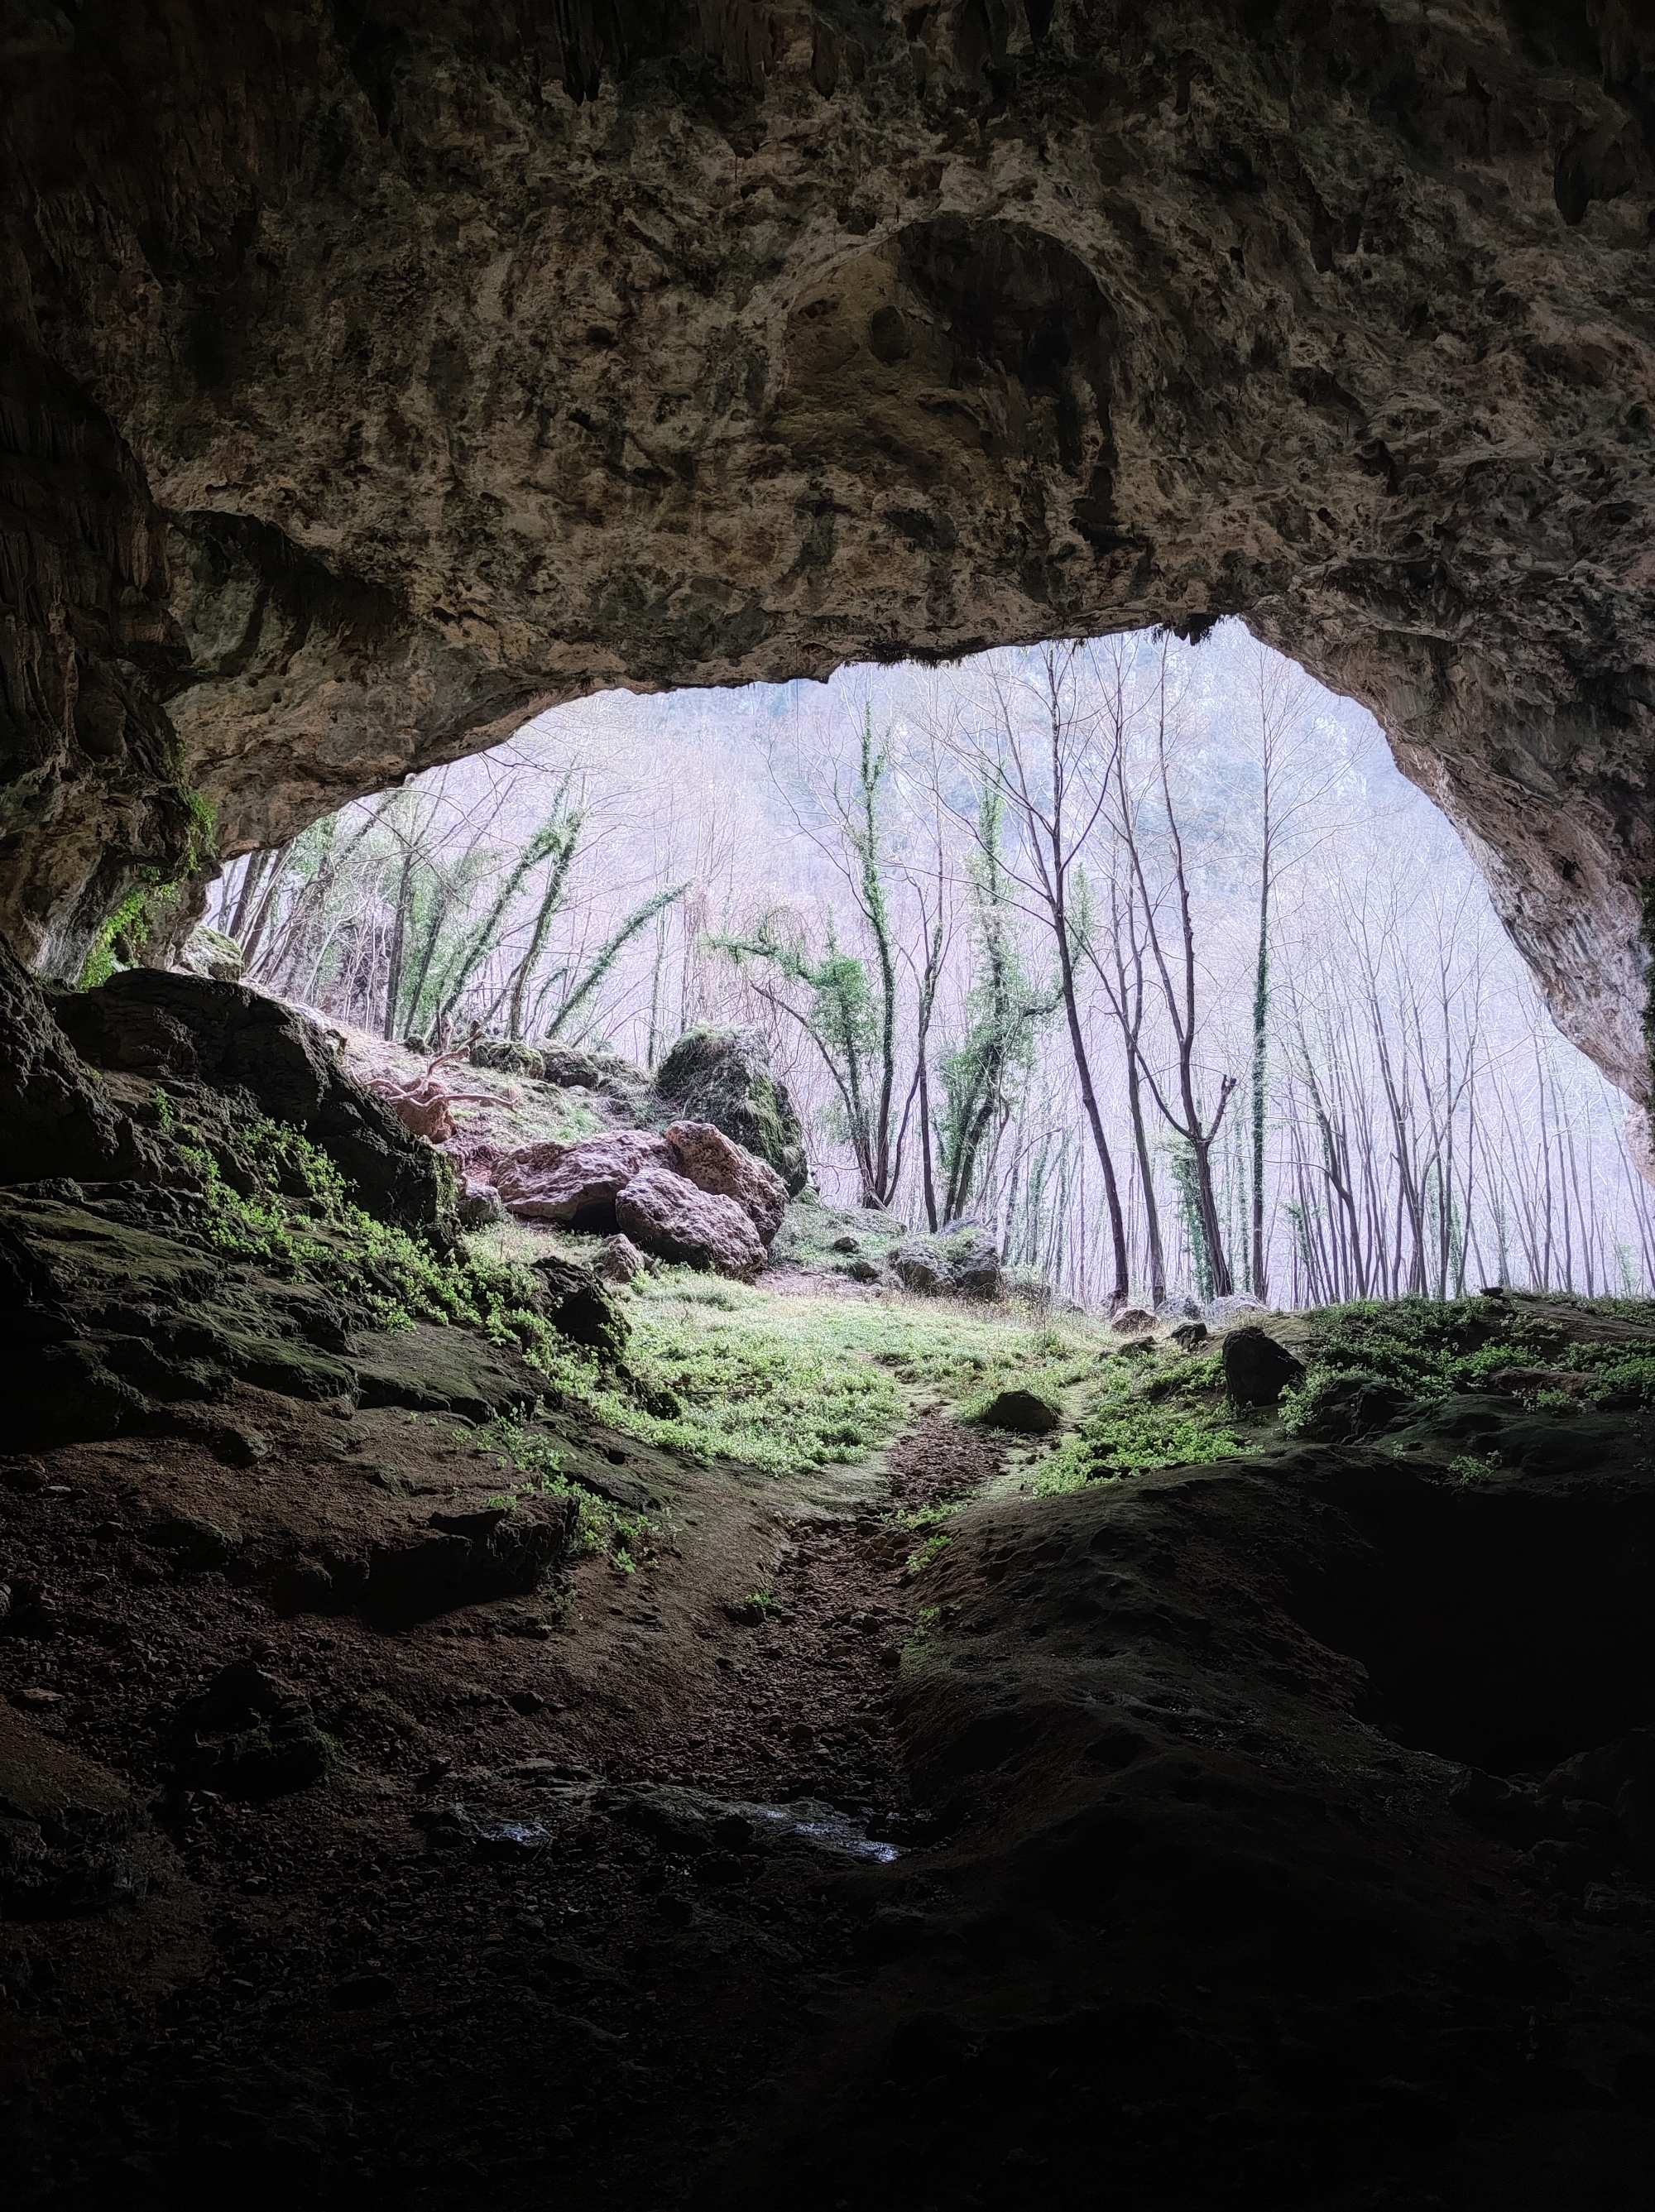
xmin=382 ymin=846 xmax=417 ymax=1040
xmin=1053 ymin=909 xmax=1130 ymax=1303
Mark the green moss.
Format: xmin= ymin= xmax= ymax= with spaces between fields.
xmin=172 ymin=1113 xmax=593 ymax=1394
xmin=1030 ymin=1346 xmax=1249 ymax=1491
xmin=583 ymin=1278 xmax=1113 ymax=1480
xmin=479 ymin=1425 xmax=668 ymax=1576
xmin=1280 ymin=1293 xmax=1655 ymax=1432
xmin=79 ymin=884 xmax=161 ymax=990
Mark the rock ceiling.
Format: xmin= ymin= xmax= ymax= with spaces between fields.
xmin=2 ymin=2 xmax=1652 ymax=1101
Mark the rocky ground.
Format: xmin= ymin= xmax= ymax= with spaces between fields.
xmin=7 ymin=1265 xmax=1655 ymax=2208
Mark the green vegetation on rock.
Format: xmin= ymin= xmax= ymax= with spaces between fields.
xmin=1281 ymin=1293 xmax=1655 ymax=1435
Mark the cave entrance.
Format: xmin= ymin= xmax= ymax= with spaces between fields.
xmin=204 ymin=623 xmax=1655 ymax=1313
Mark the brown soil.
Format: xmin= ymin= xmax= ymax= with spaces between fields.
xmin=7 ymin=1347 xmax=1655 ymax=2210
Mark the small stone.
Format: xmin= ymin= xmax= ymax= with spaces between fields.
xmin=11 ymin=1687 xmax=62 ymax=1709
xmin=1111 ymin=1308 xmax=1156 ymax=1336
xmin=593 ymin=1232 xmax=647 ymax=1285
xmin=976 ymin=1387 xmax=1062 ymax=1434
xmin=1170 ymin=1321 xmax=1209 ymax=1351
xmin=214 ymin=1427 xmax=271 ymax=1467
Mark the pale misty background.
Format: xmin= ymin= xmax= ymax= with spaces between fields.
xmin=209 ymin=621 xmax=1655 ymax=1308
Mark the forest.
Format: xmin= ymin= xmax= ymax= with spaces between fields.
xmin=204 ymin=623 xmax=1655 ymax=1310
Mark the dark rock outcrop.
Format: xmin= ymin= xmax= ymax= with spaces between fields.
xmin=2 ymin=8 xmax=1652 ymax=1127
xmin=890 ymin=1222 xmax=1002 ymax=1299
xmin=976 ymin=1385 xmax=1062 ymax=1434
xmin=54 ymin=969 xmax=453 ymax=1236
xmin=1221 ymin=1324 xmax=1307 ymax=1407
xmin=655 ymin=1029 xmax=808 ymax=1195
xmin=0 ymin=938 xmax=161 ymax=1188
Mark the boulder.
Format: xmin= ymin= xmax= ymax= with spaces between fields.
xmin=471 ymin=1037 xmax=652 ymax=1108
xmin=180 ymin=924 xmax=244 ymax=982
xmin=1221 ymin=1327 xmax=1306 ymax=1408
xmin=456 ymin=1177 xmax=505 ymax=1227
xmin=494 ymin=1130 xmax=668 ymax=1228
xmin=890 ymin=1223 xmax=1002 ymax=1300
xmin=664 ymin=1119 xmax=788 ymax=1244
xmin=530 ymin=1252 xmax=628 ymax=1360
xmin=1111 ymin=1308 xmax=1156 ymax=1336
xmin=1206 ymin=1293 xmax=1267 ymax=1323
xmin=594 ymin=1233 xmax=647 ymax=1285
xmin=616 ymin=1164 xmax=765 ymax=1277
xmin=1169 ymin=1322 xmax=1209 ymax=1352
xmin=653 ymin=1026 xmax=808 ymax=1195
xmin=1289 ymin=1369 xmax=1414 ymax=1442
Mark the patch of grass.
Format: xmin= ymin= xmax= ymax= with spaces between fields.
xmin=905 ymin=1531 xmax=952 ymax=1576
xmin=587 ymin=1275 xmax=1115 ymax=1480
xmin=1022 ymin=1346 xmax=1250 ymax=1494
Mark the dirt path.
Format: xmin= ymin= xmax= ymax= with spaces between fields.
xmin=2 ymin=1389 xmax=1008 ymax=2210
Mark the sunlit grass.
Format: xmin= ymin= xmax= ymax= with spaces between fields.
xmin=589 ymin=1269 xmax=1115 ymax=1480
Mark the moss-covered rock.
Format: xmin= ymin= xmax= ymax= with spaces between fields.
xmin=652 ymin=1026 xmax=808 ymax=1195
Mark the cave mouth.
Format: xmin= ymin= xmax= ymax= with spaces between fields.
xmin=1281 ymin=1479 xmax=1655 ymax=1777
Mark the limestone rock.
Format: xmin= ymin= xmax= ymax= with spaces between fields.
xmin=616 ymin=1164 xmax=765 ymax=1278
xmin=180 ymin=924 xmax=244 ymax=982
xmin=664 ymin=1118 xmax=789 ymax=1244
xmin=529 ymin=1251 xmax=629 ymax=1361
xmin=1111 ymin=1308 xmax=1157 ymax=1336
xmin=655 ymin=1028 xmax=808 ymax=1195
xmin=473 ymin=1038 xmax=652 ymax=1112
xmin=456 ymin=1177 xmax=505 ymax=1228
xmin=595 ymin=1233 xmax=648 ymax=1285
xmin=494 ymin=1130 xmax=669 ymax=1227
xmin=890 ymin=1223 xmax=1002 ymax=1300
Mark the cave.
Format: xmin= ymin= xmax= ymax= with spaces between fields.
xmin=5 ymin=7 xmax=1655 ymax=2207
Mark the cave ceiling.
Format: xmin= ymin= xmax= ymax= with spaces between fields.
xmin=1 ymin=1 xmax=1653 ymax=1101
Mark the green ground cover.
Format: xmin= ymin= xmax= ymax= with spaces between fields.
xmin=1282 ymin=1293 xmax=1655 ymax=1429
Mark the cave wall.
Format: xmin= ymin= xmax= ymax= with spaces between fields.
xmin=2 ymin=2 xmax=1653 ymax=1097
